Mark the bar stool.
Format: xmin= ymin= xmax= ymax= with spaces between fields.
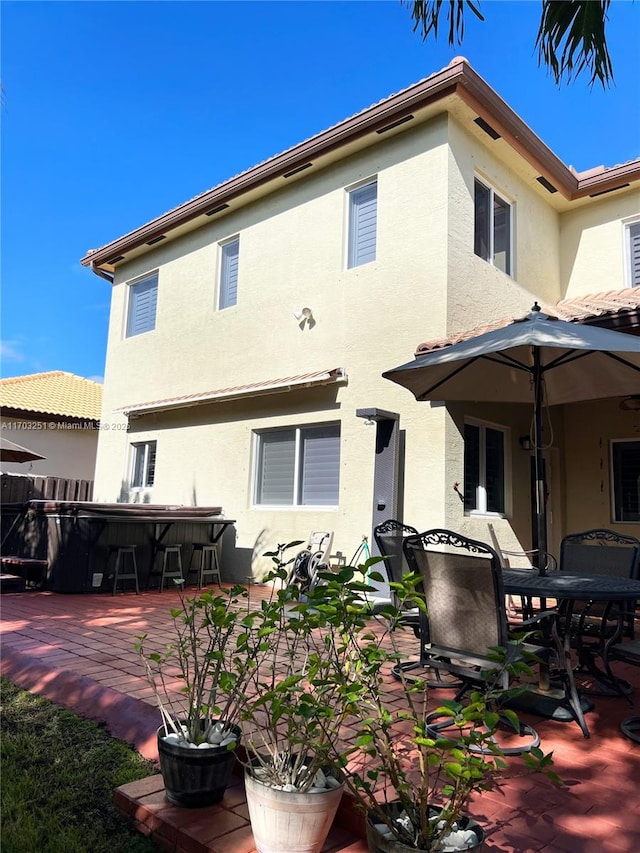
xmin=155 ymin=544 xmax=184 ymax=592
xmin=187 ymin=543 xmax=221 ymax=589
xmin=108 ymin=545 xmax=139 ymax=595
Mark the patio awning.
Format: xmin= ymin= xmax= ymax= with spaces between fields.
xmin=117 ymin=368 xmax=347 ymax=417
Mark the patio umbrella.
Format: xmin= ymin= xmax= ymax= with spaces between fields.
xmin=0 ymin=437 xmax=46 ymax=463
xmin=383 ymin=303 xmax=640 ymax=570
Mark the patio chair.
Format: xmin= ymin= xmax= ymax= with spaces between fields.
xmin=373 ymin=519 xmax=420 ymax=625
xmin=497 ymin=547 xmax=558 ymax=621
xmin=607 ymin=639 xmax=640 ymax=743
xmin=403 ymin=528 xmax=588 ymax=743
xmin=559 ymin=529 xmax=640 ymax=662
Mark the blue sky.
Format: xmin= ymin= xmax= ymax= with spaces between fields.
xmin=2 ymin=0 xmax=639 ymax=383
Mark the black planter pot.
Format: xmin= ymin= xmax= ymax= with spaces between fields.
xmin=366 ymin=802 xmax=485 ymax=852
xmin=157 ymin=722 xmax=240 ymax=808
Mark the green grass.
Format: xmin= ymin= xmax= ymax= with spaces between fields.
xmin=1 ymin=677 xmax=160 ymax=853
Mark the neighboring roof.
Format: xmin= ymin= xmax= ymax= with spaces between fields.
xmin=117 ymin=368 xmax=347 ymax=417
xmin=82 ymin=57 xmax=640 ymax=276
xmin=0 ymin=371 xmax=103 ymax=420
xmin=415 ymin=290 xmax=640 ymax=355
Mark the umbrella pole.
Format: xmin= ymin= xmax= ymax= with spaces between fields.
xmin=533 ymin=349 xmax=548 ymax=575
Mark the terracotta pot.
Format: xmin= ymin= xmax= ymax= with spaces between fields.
xmin=245 ymin=768 xmax=344 ymax=853
xmin=365 ymin=802 xmax=485 ymax=852
xmin=157 ymin=722 xmax=240 ymax=808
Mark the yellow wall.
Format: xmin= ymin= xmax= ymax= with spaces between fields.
xmin=0 ymin=418 xmax=98 ymax=480
xmin=94 ymin=111 xmax=640 ymax=579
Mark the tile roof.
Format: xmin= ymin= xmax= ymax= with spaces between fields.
xmin=0 ymin=371 xmax=103 ymax=420
xmin=415 ymin=290 xmax=640 ymax=355
xmin=118 ymin=368 xmax=347 ymax=416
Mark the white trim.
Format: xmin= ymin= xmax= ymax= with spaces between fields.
xmin=463 ymin=416 xmax=510 ymax=517
xmin=623 ymin=216 xmax=640 ymax=289
xmin=473 ymin=175 xmax=514 ymax=277
xmin=124 ymin=269 xmax=159 ymax=339
xmin=252 ymin=422 xmax=341 ymax=509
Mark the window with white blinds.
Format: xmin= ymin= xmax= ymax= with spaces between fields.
xmin=219 ymin=237 xmax=239 ymax=309
xmin=627 ymin=221 xmax=640 ymax=288
xmin=348 ymin=180 xmax=377 ymax=268
xmin=130 ymin=441 xmax=157 ymax=489
xmin=612 ymin=440 xmax=640 ymax=522
xmin=126 ymin=272 xmax=158 ymax=337
xmin=255 ymin=424 xmax=340 ymax=506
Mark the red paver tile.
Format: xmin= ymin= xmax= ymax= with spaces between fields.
xmin=2 ymin=587 xmax=639 ymax=853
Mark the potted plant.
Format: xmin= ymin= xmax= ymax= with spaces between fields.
xmin=135 ymin=583 xmax=252 ymax=807
xmin=238 ymin=543 xmax=346 ymax=853
xmin=307 ymin=559 xmax=559 ymax=853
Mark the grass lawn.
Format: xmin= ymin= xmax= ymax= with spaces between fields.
xmin=1 ymin=677 xmax=160 ymax=853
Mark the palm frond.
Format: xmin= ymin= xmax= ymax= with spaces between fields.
xmin=406 ymin=1 xmax=484 ymax=46
xmin=535 ymin=1 xmax=613 ymax=87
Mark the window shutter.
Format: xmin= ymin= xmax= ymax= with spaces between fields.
xmin=127 ymin=274 xmax=158 ymax=337
xmin=300 ymin=425 xmax=340 ymax=505
xmin=257 ymin=431 xmax=295 ymax=504
xmin=219 ymin=238 xmax=239 ymax=309
xmin=348 ymin=182 xmax=377 ymax=267
xmin=629 ymin=222 xmax=640 ymax=288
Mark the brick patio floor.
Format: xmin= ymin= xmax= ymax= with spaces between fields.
xmin=1 ymin=587 xmax=639 ymax=853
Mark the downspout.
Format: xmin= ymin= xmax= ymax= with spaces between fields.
xmin=90 ymin=261 xmax=114 ymax=284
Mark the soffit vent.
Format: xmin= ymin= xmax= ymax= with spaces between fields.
xmin=473 ymin=116 xmax=501 ymax=140
xmin=283 ymin=162 xmax=313 ymax=178
xmin=376 ymin=114 xmax=415 ymax=134
xmin=536 ymin=176 xmax=558 ymax=193
xmin=205 ymin=203 xmax=230 ymax=216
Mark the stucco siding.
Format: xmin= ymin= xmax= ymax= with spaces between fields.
xmin=559 ymin=191 xmax=640 ymax=296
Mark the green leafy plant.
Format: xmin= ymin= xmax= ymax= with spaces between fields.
xmin=302 ymin=558 xmax=560 ymax=850
xmin=237 ymin=542 xmax=346 ymax=792
xmin=135 ymin=584 xmax=251 ymax=745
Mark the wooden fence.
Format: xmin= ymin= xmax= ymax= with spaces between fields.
xmin=1 ymin=473 xmax=94 ymax=504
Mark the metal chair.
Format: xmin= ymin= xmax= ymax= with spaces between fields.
xmin=559 ymin=529 xmax=640 ymax=664
xmin=403 ymin=528 xmax=589 ymax=741
xmin=607 ymin=639 xmax=640 ymax=743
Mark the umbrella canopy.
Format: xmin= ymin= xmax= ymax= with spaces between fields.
xmin=383 ymin=304 xmax=640 ymax=405
xmin=0 ymin=437 xmax=46 ymax=463
xmin=383 ymin=303 xmax=640 ymax=570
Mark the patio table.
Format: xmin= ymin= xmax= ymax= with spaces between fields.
xmin=502 ymin=571 xmax=640 ymax=724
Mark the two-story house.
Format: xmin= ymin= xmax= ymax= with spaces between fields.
xmin=82 ymin=58 xmax=640 ymax=581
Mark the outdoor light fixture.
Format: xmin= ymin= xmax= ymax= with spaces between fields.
xmin=519 ymin=436 xmax=532 ymax=451
xmin=293 ymin=307 xmax=315 ymax=328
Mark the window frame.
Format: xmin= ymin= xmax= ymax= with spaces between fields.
xmin=346 ymin=178 xmax=378 ymax=269
xmin=125 ymin=271 xmax=159 ymax=338
xmin=129 ymin=441 xmax=157 ymax=490
xmin=218 ymin=236 xmax=240 ymax=310
xmin=624 ymin=218 xmax=640 ymax=288
xmin=610 ymin=439 xmax=640 ymax=523
xmin=463 ymin=417 xmax=509 ymax=517
xmin=473 ymin=177 xmax=513 ymax=276
xmin=252 ymin=423 xmax=341 ymax=509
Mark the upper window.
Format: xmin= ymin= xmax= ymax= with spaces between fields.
xmin=626 ymin=220 xmax=640 ymax=288
xmin=348 ymin=180 xmax=377 ymax=268
xmin=130 ymin=441 xmax=157 ymax=489
xmin=474 ymin=178 xmax=512 ymax=275
xmin=219 ymin=237 xmax=239 ymax=309
xmin=464 ymin=420 xmax=506 ymax=514
xmin=611 ymin=440 xmax=640 ymax=522
xmin=254 ymin=424 xmax=340 ymax=507
xmin=126 ymin=272 xmax=158 ymax=337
